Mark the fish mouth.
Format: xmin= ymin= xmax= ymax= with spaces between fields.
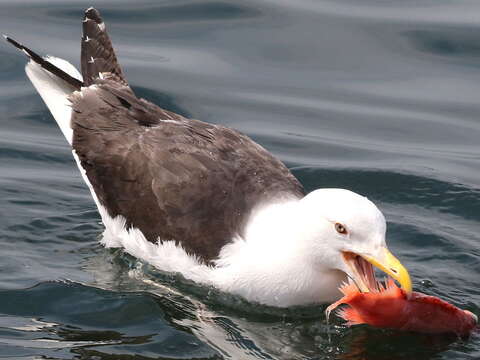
xmin=342 ymin=248 xmax=412 ymax=295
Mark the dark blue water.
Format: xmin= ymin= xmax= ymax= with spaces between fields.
xmin=0 ymin=0 xmax=479 ymax=359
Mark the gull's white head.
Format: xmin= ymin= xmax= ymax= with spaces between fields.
xmin=214 ymin=188 xmax=411 ymax=307
xmin=297 ymin=188 xmax=411 ymax=296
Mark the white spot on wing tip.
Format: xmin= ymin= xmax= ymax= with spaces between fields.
xmin=160 ymin=119 xmax=181 ymax=124
xmin=98 ymin=22 xmax=105 ymax=31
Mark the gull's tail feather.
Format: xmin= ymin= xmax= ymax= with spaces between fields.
xmin=81 ymin=7 xmax=127 ymax=86
xmin=4 ymin=35 xmax=83 ymax=144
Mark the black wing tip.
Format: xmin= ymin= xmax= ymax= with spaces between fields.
xmin=84 ymin=7 xmax=103 ymax=24
xmin=4 ymin=34 xmax=84 ymax=89
xmin=3 ymin=35 xmax=33 ymax=59
xmin=3 ymin=34 xmax=22 ymax=50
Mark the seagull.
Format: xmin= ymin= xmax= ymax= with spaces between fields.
xmin=5 ymin=7 xmax=411 ymax=307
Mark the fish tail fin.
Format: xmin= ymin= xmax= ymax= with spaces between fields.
xmin=81 ymin=7 xmax=127 ymax=86
xmin=4 ymin=35 xmax=84 ymax=144
xmin=338 ymin=307 xmax=366 ymax=326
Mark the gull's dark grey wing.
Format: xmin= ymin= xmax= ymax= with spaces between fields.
xmin=5 ymin=6 xmax=303 ymax=263
xmin=5 ymin=6 xmax=305 ymax=263
xmin=70 ymin=80 xmax=304 ymax=262
xmin=81 ymin=7 xmax=127 ymax=86
xmin=70 ymin=7 xmax=305 ymax=262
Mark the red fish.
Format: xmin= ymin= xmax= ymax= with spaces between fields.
xmin=326 ymin=279 xmax=477 ymax=336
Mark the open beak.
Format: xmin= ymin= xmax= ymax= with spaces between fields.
xmin=342 ymin=247 xmax=412 ymax=296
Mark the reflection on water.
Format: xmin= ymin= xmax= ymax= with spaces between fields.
xmin=0 ymin=255 xmax=470 ymax=360
xmin=0 ymin=0 xmax=479 ymax=359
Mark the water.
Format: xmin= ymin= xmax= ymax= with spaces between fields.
xmin=0 ymin=0 xmax=479 ymax=358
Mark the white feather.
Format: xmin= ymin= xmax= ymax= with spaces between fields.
xmin=99 ymin=211 xmax=214 ymax=284
xmin=25 ymin=56 xmax=82 ymax=144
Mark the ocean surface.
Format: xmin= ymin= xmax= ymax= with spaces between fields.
xmin=0 ymin=0 xmax=479 ymax=359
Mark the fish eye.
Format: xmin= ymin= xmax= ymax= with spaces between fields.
xmin=335 ymin=222 xmax=348 ymax=235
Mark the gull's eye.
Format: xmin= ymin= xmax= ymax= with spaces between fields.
xmin=335 ymin=222 xmax=348 ymax=235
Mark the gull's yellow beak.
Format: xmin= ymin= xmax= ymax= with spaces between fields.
xmin=360 ymin=247 xmax=412 ymax=295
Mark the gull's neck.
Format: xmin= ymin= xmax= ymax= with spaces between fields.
xmin=210 ymin=199 xmax=346 ymax=307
